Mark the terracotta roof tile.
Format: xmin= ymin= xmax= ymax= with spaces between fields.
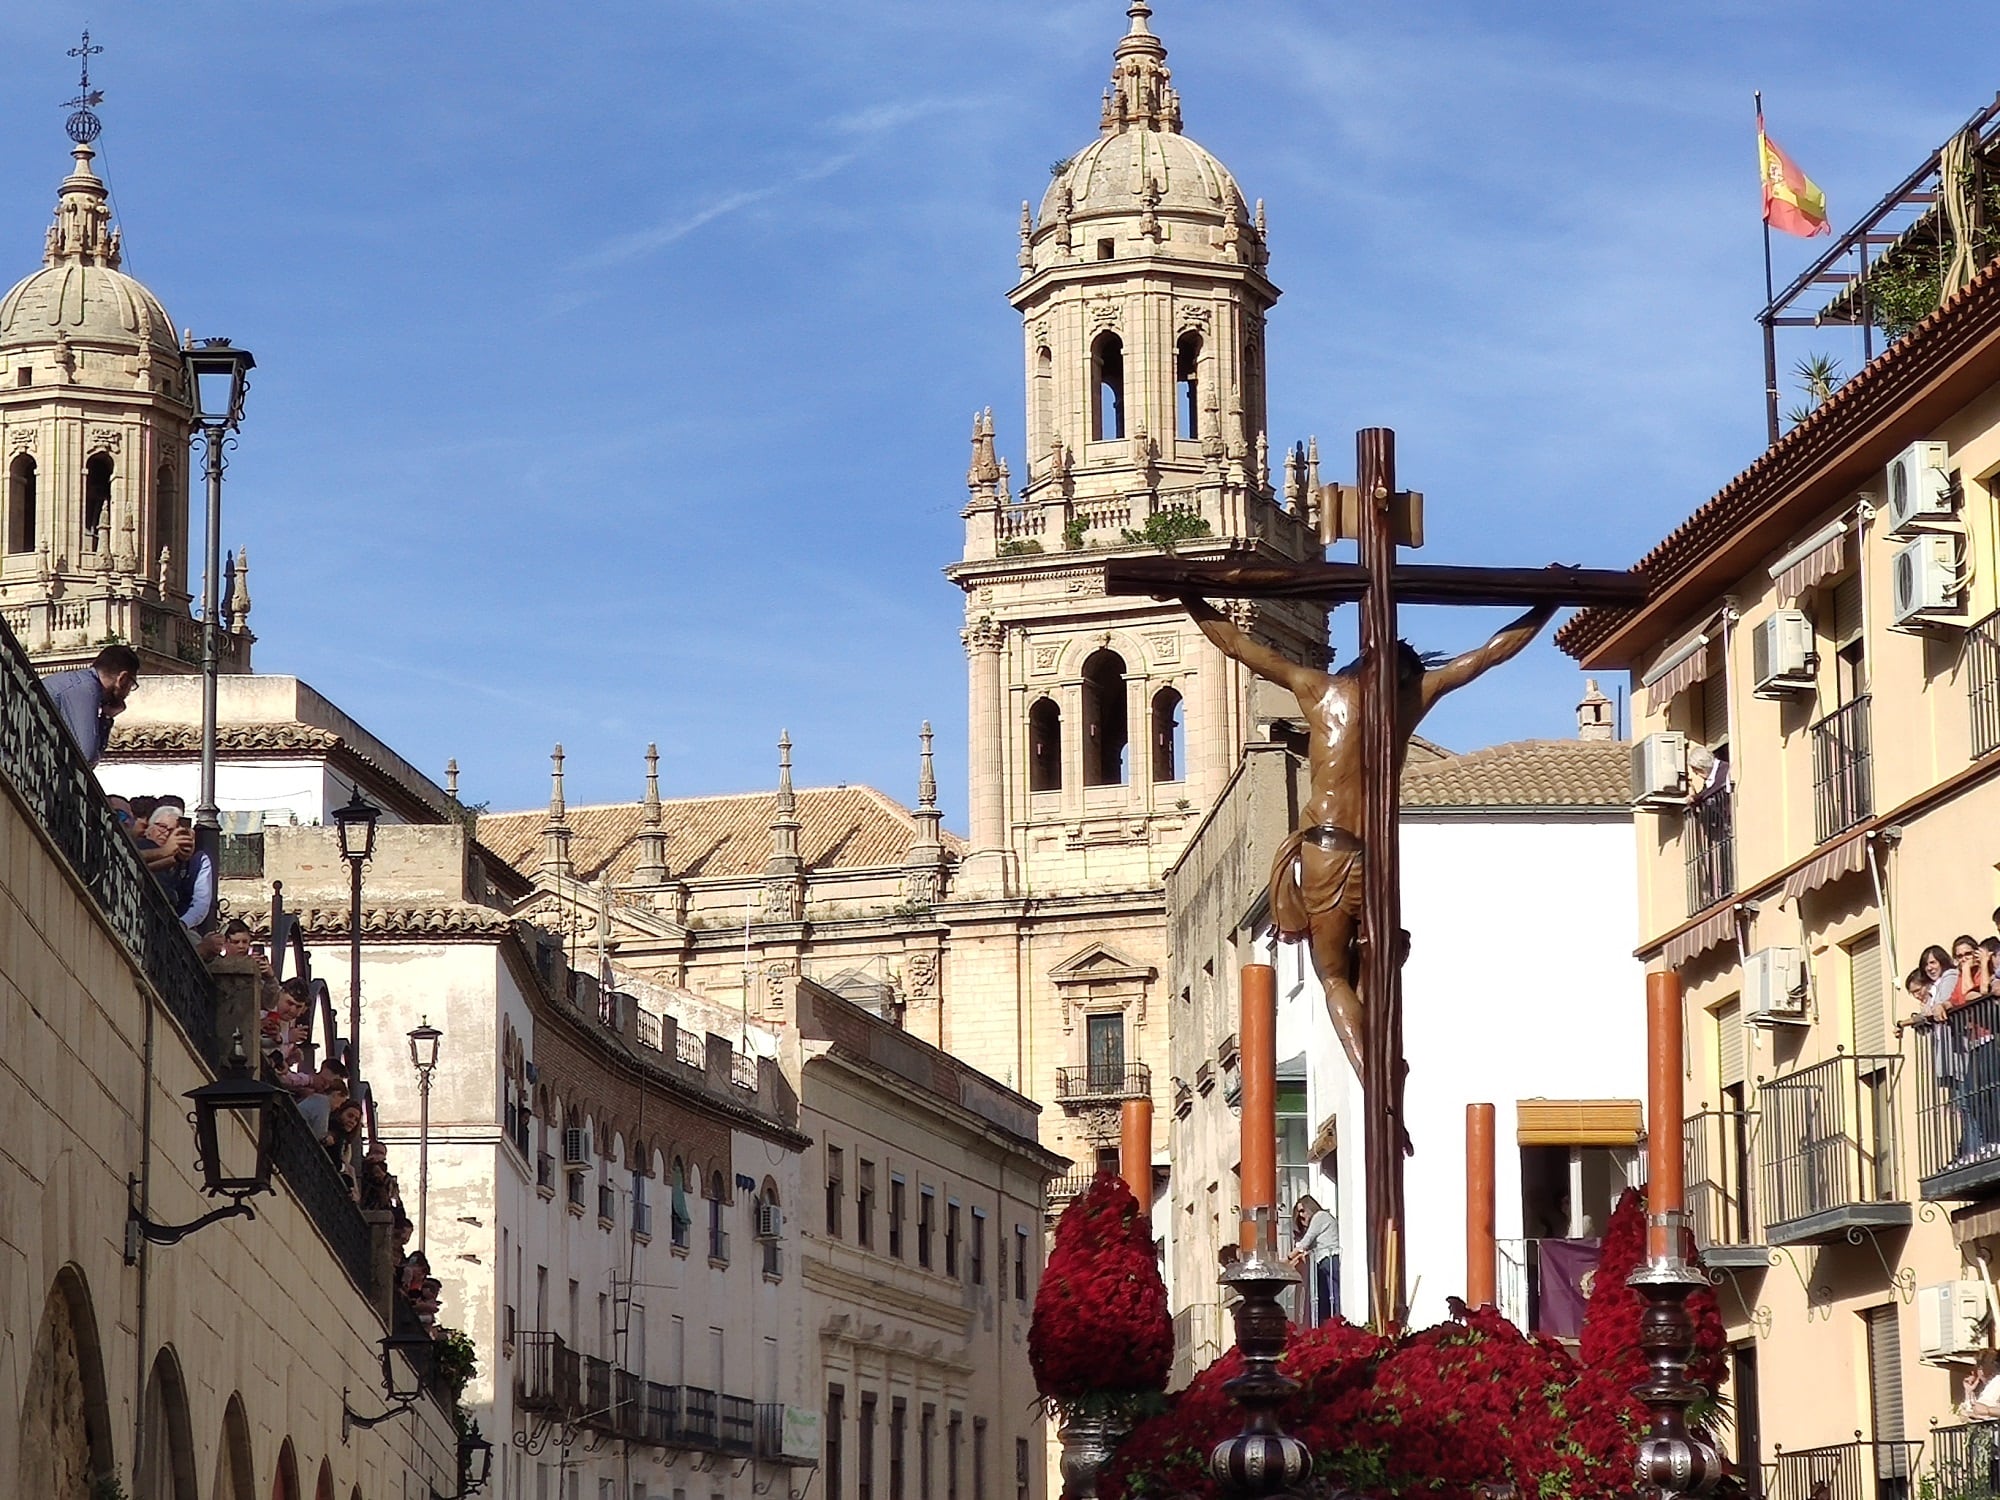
xmin=480 ymin=785 xmax=963 ymax=885
xmin=1399 ymin=739 xmax=1628 ymax=809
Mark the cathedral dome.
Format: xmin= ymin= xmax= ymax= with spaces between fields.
xmin=0 ymin=141 xmax=178 ymax=362
xmin=1032 ymin=2 xmax=1257 ymax=265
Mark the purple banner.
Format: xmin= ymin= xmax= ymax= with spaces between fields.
xmin=1535 ymin=1237 xmax=1602 ymax=1339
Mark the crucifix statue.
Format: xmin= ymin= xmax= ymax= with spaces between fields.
xmin=1108 ymin=427 xmax=1647 ymax=1328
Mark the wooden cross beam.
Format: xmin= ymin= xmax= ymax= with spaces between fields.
xmin=1107 ymin=428 xmax=1647 ymax=1329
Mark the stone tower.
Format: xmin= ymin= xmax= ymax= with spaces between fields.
xmin=0 ymin=130 xmax=246 ymax=674
xmin=947 ymin=0 xmax=1328 ymax=897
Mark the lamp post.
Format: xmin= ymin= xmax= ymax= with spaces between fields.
xmin=126 ymin=1029 xmax=285 ymax=1254
xmin=331 ymin=787 xmax=380 ymax=1109
xmin=408 ymin=1018 xmax=442 ymax=1255
xmin=182 ymin=339 xmax=254 ymax=905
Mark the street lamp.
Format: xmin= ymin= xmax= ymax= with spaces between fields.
xmin=182 ymin=337 xmax=254 ymax=913
xmin=341 ymin=1330 xmax=434 ymax=1441
xmin=408 ymin=1017 xmax=442 ymax=1254
xmin=127 ymin=1030 xmax=285 ymax=1253
xmin=331 ymin=787 xmax=380 ymax=1115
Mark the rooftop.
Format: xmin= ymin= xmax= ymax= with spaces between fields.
xmin=480 ymin=783 xmax=964 ymax=886
xmin=1399 ymin=738 xmax=1629 ymax=810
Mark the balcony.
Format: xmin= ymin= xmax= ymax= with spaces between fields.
xmin=1913 ymin=995 xmax=2000 ymax=1201
xmin=517 ymin=1333 xmax=582 ymax=1416
xmin=1684 ymin=1108 xmax=1768 ymax=1269
xmin=1759 ymin=1053 xmax=1910 ymax=1245
xmin=1970 ymin=609 xmax=2000 ymax=761
xmin=1929 ymin=1422 xmax=1999 ymax=1500
xmin=1769 ymin=1438 xmax=1920 ymax=1500
xmin=516 ymin=1335 xmax=780 ymax=1455
xmin=1046 ymin=1174 xmax=1095 ymax=1216
xmin=1055 ymin=1062 xmax=1151 ymax=1104
xmin=755 ymin=1402 xmax=817 ymax=1465
xmin=1811 ymin=695 xmax=1874 ymax=844
xmin=1684 ymin=788 xmax=1736 ymax=914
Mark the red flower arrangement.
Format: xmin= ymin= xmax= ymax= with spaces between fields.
xmin=1098 ymin=1183 xmax=1738 ymax=1500
xmin=1029 ymin=1173 xmax=1173 ymax=1410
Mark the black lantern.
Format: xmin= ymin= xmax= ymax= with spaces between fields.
xmin=332 ymin=787 xmax=381 ymax=863
xmin=127 ymin=1031 xmax=284 ymax=1254
xmin=183 ymin=337 xmax=255 ymax=431
xmin=459 ymin=1425 xmax=493 ymax=1494
xmin=408 ymin=1018 xmax=442 ymax=1075
xmin=380 ymin=1329 xmax=434 ymax=1402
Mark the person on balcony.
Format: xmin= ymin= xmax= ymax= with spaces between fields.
xmin=1289 ymin=1195 xmax=1339 ymax=1324
xmin=1960 ymin=1350 xmax=2000 ymax=1420
xmin=42 ymin=643 xmax=139 ymax=768
xmin=1906 ymin=964 xmax=1978 ymax=1161
xmin=1956 ymin=936 xmax=1993 ymax=1001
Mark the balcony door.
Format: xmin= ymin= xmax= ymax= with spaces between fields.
xmin=1731 ymin=1343 xmax=1763 ymax=1500
xmin=1086 ymin=1012 xmax=1125 ymax=1092
xmin=1866 ymin=1303 xmax=1909 ymax=1500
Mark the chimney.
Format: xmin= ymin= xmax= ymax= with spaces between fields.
xmin=1577 ymin=678 xmax=1614 ymax=741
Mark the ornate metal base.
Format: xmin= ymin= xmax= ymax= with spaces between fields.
xmin=1629 ymin=1258 xmax=1724 ymax=1495
xmin=1209 ymin=1226 xmax=1312 ymax=1500
xmin=1058 ymin=1412 xmax=1132 ymax=1500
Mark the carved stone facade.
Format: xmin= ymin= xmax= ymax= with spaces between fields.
xmin=0 ymin=135 xmax=252 ymax=676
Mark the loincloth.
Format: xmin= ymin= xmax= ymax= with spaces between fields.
xmin=1270 ymin=824 xmax=1364 ymax=938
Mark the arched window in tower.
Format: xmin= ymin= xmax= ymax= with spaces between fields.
xmin=1081 ymin=649 xmax=1129 ymax=787
xmin=1028 ymin=697 xmax=1063 ymax=793
xmin=1175 ymin=333 xmax=1202 ymax=440
xmin=6 ymin=454 xmax=35 ymax=554
xmin=154 ymin=464 xmax=176 ymax=561
xmin=83 ymin=452 xmax=113 ymax=548
xmin=1034 ymin=347 xmax=1053 ymax=447
xmin=1242 ymin=332 xmax=1266 ymax=438
xmin=1090 ymin=332 xmax=1125 ymax=443
xmin=1151 ymin=687 xmax=1185 ymax=784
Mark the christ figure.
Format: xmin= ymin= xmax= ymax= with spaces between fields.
xmin=1175 ymin=594 xmax=1556 ymax=1080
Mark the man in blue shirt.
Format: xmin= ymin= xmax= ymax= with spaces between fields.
xmin=43 ymin=643 xmax=140 ymax=767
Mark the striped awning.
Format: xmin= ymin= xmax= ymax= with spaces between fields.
xmin=1781 ymin=828 xmax=1871 ymax=904
xmin=1769 ymin=519 xmax=1849 ymax=602
xmin=1641 ymin=616 xmax=1720 ymax=713
xmin=1663 ymin=905 xmax=1737 ymax=971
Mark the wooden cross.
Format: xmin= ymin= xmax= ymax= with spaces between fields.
xmin=1107 ymin=427 xmax=1647 ymax=1326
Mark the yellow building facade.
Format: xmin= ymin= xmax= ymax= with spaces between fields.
xmin=1565 ymin=254 xmax=2000 ymax=1491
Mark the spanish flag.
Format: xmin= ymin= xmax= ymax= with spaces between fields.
xmin=1759 ymin=114 xmax=1829 ymax=237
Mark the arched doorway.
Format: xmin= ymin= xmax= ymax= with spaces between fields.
xmin=269 ymin=1439 xmax=299 ymax=1500
xmin=15 ymin=1265 xmax=115 ymax=1500
xmin=138 ymin=1347 xmax=199 ymax=1500
xmin=210 ymin=1394 xmax=255 ymax=1500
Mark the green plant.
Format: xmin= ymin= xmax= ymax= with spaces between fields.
xmin=1121 ymin=509 xmax=1213 ymax=550
xmin=1050 ymin=156 xmax=1076 ymax=178
xmin=1062 ymin=515 xmax=1089 ymax=550
xmin=92 ymin=1474 xmax=128 ymax=1500
xmin=1784 ymin=353 xmax=1844 ymax=429
xmin=432 ymin=1324 xmax=479 ymax=1409
xmin=998 ymin=538 xmax=1044 ymax=557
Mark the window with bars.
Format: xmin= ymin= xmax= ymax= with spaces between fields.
xmin=826 ymin=1146 xmax=844 ymax=1238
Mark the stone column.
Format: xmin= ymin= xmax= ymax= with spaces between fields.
xmin=958 ymin=617 xmax=1013 ymax=896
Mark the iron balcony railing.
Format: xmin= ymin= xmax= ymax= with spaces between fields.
xmin=1811 ymin=694 xmax=1874 ymax=844
xmin=1930 ymin=1422 xmax=2000 ymax=1500
xmin=1685 ymin=788 xmax=1737 ymax=914
xmin=1970 ymin=610 xmax=2000 ymax=761
xmin=720 ymin=1394 xmax=756 ymax=1456
xmin=1769 ymin=1438 xmax=1921 ymax=1500
xmin=516 ymin=1333 xmax=583 ymax=1415
xmin=683 ymin=1386 xmax=720 ymax=1445
xmin=1912 ymin=995 xmax=2000 ymax=1201
xmin=1759 ymin=1053 xmax=1910 ymax=1244
xmin=583 ymin=1355 xmax=614 ymax=1425
xmin=1684 ymin=1108 xmax=1765 ymax=1263
xmin=0 ymin=612 xmax=383 ymax=1299
xmin=517 ymin=1336 xmax=777 ymax=1455
xmin=1055 ymin=1063 xmax=1152 ymax=1101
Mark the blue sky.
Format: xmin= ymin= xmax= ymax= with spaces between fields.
xmin=0 ymin=2 xmax=1989 ymax=823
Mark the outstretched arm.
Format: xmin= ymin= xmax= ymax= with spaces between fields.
xmin=1419 ymin=600 xmax=1557 ymax=713
xmin=1176 ymin=594 xmax=1316 ymax=696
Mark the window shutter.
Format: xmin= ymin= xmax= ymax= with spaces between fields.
xmin=1700 ymin=666 xmax=1729 ymax=748
xmin=1717 ymin=997 xmax=1743 ymax=1090
xmin=1833 ymin=575 xmax=1864 ymax=648
xmin=1849 ymin=932 xmax=1885 ymax=1055
xmin=1866 ymin=1303 xmax=1904 ymax=1448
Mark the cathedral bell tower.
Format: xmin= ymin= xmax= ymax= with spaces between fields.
xmin=0 ymin=125 xmax=248 ymax=675
xmin=948 ymin=1 xmax=1328 ymax=898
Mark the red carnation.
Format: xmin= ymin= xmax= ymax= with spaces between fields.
xmin=1029 ymin=1173 xmax=1173 ymax=1405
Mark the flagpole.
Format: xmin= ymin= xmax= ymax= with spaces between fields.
xmin=1757 ymin=90 xmax=1781 ymax=447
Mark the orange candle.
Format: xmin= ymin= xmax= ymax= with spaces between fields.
xmin=1120 ymin=1097 xmax=1154 ymax=1215
xmin=1465 ymin=1103 xmax=1496 ymax=1309
xmin=1239 ymin=964 xmax=1278 ymax=1250
xmin=1646 ymin=969 xmax=1685 ymax=1261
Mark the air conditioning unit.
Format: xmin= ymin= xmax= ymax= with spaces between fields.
xmin=1751 ymin=609 xmax=1817 ymax=697
xmin=1744 ymin=946 xmax=1808 ymax=1026
xmin=1918 ymin=1280 xmax=1991 ymax=1362
xmin=1630 ymin=732 xmax=1688 ymax=807
xmin=756 ymin=1203 xmax=784 ymax=1240
xmin=563 ymin=1126 xmax=590 ymax=1165
xmin=1887 ymin=441 xmax=1958 ymax=533
xmin=1891 ymin=535 xmax=1965 ymax=631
